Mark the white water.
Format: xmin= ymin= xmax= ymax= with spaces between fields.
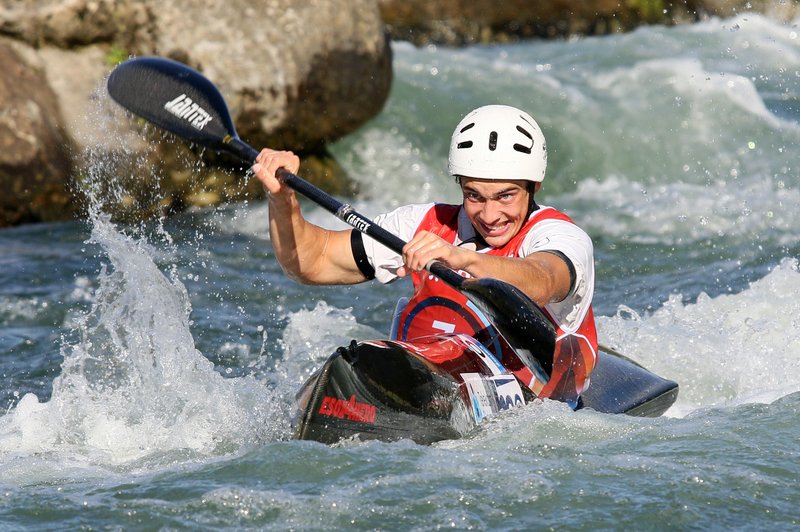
xmin=1 ymin=12 xmax=799 ymax=528
xmin=0 ymin=218 xmax=288 ymax=480
xmin=599 ymin=258 xmax=800 ymax=415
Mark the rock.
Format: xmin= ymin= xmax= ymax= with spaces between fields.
xmin=699 ymin=0 xmax=800 ymax=20
xmin=138 ymin=0 xmax=389 ymax=215
xmin=38 ymin=44 xmax=145 ymax=153
xmin=0 ymin=0 xmax=392 ymax=226
xmin=147 ymin=0 xmax=392 ymax=152
xmin=0 ymin=0 xmax=154 ymax=48
xmin=378 ymin=0 xmax=644 ymax=44
xmin=0 ymin=38 xmax=74 ymax=226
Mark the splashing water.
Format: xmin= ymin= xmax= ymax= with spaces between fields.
xmin=0 ymin=86 xmax=290 ymax=477
xmin=0 ymin=215 xmax=288 ymax=473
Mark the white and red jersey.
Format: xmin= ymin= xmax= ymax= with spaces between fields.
xmin=358 ymin=203 xmax=598 ymax=403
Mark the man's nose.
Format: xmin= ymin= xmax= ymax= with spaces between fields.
xmin=480 ymin=199 xmax=503 ymax=221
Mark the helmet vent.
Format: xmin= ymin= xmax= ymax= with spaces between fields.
xmin=457 ymin=141 xmax=473 ymax=149
xmin=488 ymin=131 xmax=498 ymax=151
xmin=460 ymin=122 xmax=475 ymax=133
xmin=514 ymin=125 xmax=533 ymax=154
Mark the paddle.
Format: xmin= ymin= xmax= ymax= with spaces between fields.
xmin=106 ymin=56 xmax=555 ymax=384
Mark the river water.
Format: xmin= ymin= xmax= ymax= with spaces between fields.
xmin=1 ymin=13 xmax=799 ymax=530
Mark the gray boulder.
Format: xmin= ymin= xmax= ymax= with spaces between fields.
xmin=0 ymin=0 xmax=392 ymax=226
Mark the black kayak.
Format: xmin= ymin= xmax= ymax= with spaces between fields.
xmin=293 ymin=334 xmax=679 ymax=445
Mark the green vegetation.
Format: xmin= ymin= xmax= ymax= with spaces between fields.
xmin=105 ymin=45 xmax=129 ymax=67
xmin=628 ymin=0 xmax=665 ymax=21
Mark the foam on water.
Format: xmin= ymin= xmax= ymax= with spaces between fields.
xmin=560 ymin=173 xmax=799 ymax=246
xmin=361 ymin=13 xmax=800 ymax=204
xmin=598 ymin=258 xmax=800 ymax=416
xmin=332 ymin=127 xmax=456 ymax=209
xmin=591 ymin=56 xmax=785 ymax=129
xmin=274 ymin=301 xmax=383 ymax=388
xmin=0 ymin=71 xmax=407 ymax=481
xmin=0 ymin=85 xmax=290 ymax=478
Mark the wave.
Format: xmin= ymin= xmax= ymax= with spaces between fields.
xmin=598 ymin=258 xmax=800 ymax=415
xmin=559 ymin=173 xmax=800 ymax=246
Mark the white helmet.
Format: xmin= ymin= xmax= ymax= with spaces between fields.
xmin=448 ymin=105 xmax=547 ymax=182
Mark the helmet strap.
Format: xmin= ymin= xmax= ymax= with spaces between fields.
xmin=526 ymin=182 xmax=539 ymax=218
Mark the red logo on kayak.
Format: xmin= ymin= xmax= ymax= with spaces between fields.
xmin=318 ymin=395 xmax=377 ymax=424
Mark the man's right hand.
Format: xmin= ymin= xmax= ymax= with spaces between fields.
xmin=252 ymin=148 xmax=301 ymax=196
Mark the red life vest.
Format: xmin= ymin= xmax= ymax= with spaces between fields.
xmin=395 ymin=204 xmax=598 ymax=406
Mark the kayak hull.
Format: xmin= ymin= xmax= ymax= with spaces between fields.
xmin=579 ymin=346 xmax=679 ymax=417
xmin=293 ymin=336 xmax=678 ymax=445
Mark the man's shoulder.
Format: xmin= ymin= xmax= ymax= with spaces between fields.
xmin=530 ymin=207 xmax=589 ymax=235
xmin=523 ymin=207 xmax=593 ymax=255
xmin=380 ymin=202 xmax=438 ymax=219
xmin=530 ymin=205 xmax=577 ymax=224
xmin=378 ymin=202 xmax=461 ymax=226
xmin=373 ymin=202 xmax=439 ymax=240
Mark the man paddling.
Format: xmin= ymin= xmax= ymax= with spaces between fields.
xmin=253 ymin=105 xmax=598 ymax=407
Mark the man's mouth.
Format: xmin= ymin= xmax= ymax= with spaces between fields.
xmin=477 ymin=220 xmax=510 ymax=238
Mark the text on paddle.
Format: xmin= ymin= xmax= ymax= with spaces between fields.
xmin=345 ymin=212 xmax=371 ymax=233
xmin=164 ymin=94 xmax=213 ymax=131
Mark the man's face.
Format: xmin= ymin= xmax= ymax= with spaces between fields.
xmin=460 ymin=176 xmax=531 ymax=247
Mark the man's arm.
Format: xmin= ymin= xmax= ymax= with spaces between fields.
xmin=399 ymin=231 xmax=572 ymax=307
xmin=253 ymin=148 xmax=367 ymax=285
xmin=463 ymin=250 xmax=573 ymax=306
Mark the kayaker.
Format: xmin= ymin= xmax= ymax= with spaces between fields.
xmin=253 ymin=104 xmax=597 ymax=407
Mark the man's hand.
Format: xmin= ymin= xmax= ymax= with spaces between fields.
xmin=252 ymin=149 xmax=301 ymax=197
xmin=398 ymin=230 xmax=471 ymax=277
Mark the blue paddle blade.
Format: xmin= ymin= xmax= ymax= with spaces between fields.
xmin=107 ymin=56 xmax=238 ymax=150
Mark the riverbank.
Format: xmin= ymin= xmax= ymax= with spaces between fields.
xmin=379 ymin=0 xmax=800 ymax=45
